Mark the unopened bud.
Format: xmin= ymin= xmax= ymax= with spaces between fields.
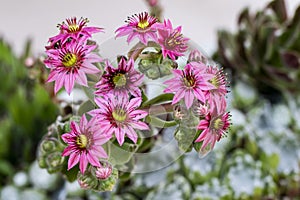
xmin=95 ymin=162 xmax=112 ymax=180
xmin=188 ymin=49 xmax=207 ymax=63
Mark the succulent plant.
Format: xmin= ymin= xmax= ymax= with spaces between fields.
xmin=214 ymin=0 xmax=300 ymax=102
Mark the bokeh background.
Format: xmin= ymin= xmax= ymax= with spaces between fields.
xmin=1 ymin=0 xmax=300 ymax=199
xmin=1 ymin=0 xmax=299 ymax=55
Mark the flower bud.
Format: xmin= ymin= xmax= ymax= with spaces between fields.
xmin=95 ymin=162 xmax=112 ymax=180
xmin=188 ymin=49 xmax=207 ymax=63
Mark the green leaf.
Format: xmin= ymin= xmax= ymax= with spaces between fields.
xmin=145 ymin=115 xmax=177 ymax=128
xmin=108 ymin=140 xmax=139 ymax=166
xmin=174 ymin=126 xmax=197 ymax=152
xmin=77 ymin=100 xmax=96 ymax=116
xmin=62 ymin=162 xmax=79 ymax=182
xmin=141 ymin=93 xmax=174 ymax=108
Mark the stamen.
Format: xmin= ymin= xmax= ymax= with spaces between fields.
xmin=113 ymin=73 xmax=127 ymax=87
xmin=76 ymin=134 xmax=88 ymax=148
xmin=62 ymin=53 xmax=77 ymax=67
xmin=112 ymin=108 xmax=127 ymax=122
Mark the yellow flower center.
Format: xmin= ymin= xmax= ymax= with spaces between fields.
xmin=112 ymin=108 xmax=127 ymax=122
xmin=62 ymin=53 xmax=77 ymax=67
xmin=213 ymin=118 xmax=224 ymax=130
xmin=137 ymin=20 xmax=149 ymax=29
xmin=76 ymin=134 xmax=88 ymax=149
xmin=68 ymin=24 xmax=80 ymax=33
xmin=210 ymin=76 xmax=219 ymax=88
xmin=113 ymin=73 xmax=127 ymax=87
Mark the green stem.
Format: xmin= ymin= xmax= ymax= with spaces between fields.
xmin=141 ymin=93 xmax=174 ymax=108
xmin=146 ymin=115 xmax=177 ymax=128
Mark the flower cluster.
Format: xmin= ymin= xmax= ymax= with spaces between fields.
xmin=41 ymin=12 xmax=230 ymax=191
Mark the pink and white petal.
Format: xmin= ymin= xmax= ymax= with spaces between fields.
xmin=127 ymin=97 xmax=142 ymax=110
xmin=129 ymin=110 xmax=148 ymax=120
xmin=86 ymin=53 xmax=103 ymax=63
xmin=91 ymin=146 xmax=108 ymax=158
xmin=68 ymin=153 xmax=80 ymax=170
xmin=65 ymin=73 xmax=75 ymax=95
xmin=172 ymin=88 xmax=186 ymax=105
xmin=184 ymin=89 xmax=195 ymax=109
xmin=61 ymin=133 xmax=73 ymax=143
xmin=197 ymin=120 xmax=209 ymax=130
xmin=127 ymin=32 xmax=137 ymax=44
xmin=70 ymin=121 xmax=80 ymax=134
xmin=46 ymin=71 xmax=58 ymax=82
xmin=62 ymin=146 xmax=74 ymax=156
xmin=193 ymin=88 xmax=206 ymax=103
xmin=79 ymin=114 xmax=88 ymax=133
xmin=130 ymin=121 xmax=149 ymax=130
xmin=87 ymin=152 xmax=101 ymax=167
xmin=124 ymin=126 xmax=138 ymax=144
xmin=76 ymin=70 xmax=88 ymax=86
xmin=129 ymin=86 xmax=141 ymax=97
xmin=195 ymin=128 xmax=209 ymax=142
xmin=54 ymin=72 xmax=66 ymax=94
xmin=115 ymin=128 xmax=125 ymax=145
xmin=81 ymin=62 xmax=101 ymax=74
xmin=115 ymin=26 xmax=132 ymax=37
xmin=79 ymin=153 xmax=88 ymax=174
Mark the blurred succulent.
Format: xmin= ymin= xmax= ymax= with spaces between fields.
xmin=214 ymin=0 xmax=300 ymax=102
xmin=0 ymin=38 xmax=58 ymax=185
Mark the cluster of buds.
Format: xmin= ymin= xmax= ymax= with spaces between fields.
xmin=39 ymin=12 xmax=230 ymax=191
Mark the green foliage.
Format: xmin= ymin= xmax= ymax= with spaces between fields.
xmin=214 ymin=0 xmax=300 ymax=101
xmin=0 ymin=38 xmax=58 ymax=185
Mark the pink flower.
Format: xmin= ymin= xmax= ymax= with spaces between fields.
xmin=163 ymin=62 xmax=216 ymax=109
xmin=48 ymin=17 xmax=103 ymax=48
xmin=95 ymin=57 xmax=144 ymax=98
xmin=95 ymin=161 xmax=112 ymax=180
xmin=44 ymin=40 xmax=101 ymax=94
xmin=205 ymin=65 xmax=228 ymax=104
xmin=89 ymin=95 xmax=149 ymax=145
xmin=61 ymin=115 xmax=110 ymax=174
xmin=156 ymin=19 xmax=189 ymax=60
xmin=115 ymin=12 xmax=158 ymax=45
xmin=195 ymin=97 xmax=230 ymax=151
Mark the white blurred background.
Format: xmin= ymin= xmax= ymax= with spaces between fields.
xmin=0 ymin=0 xmax=299 ymax=56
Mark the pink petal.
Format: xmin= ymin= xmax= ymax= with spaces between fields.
xmin=87 ymin=152 xmax=101 ymax=167
xmin=130 ymin=121 xmax=149 ymax=130
xmin=184 ymin=89 xmax=194 ymax=109
xmin=193 ymin=88 xmax=206 ymax=103
xmin=68 ymin=153 xmax=80 ymax=170
xmin=129 ymin=110 xmax=148 ymax=120
xmin=76 ymin=70 xmax=88 ymax=86
xmin=54 ymin=72 xmax=66 ymax=94
xmin=172 ymin=88 xmax=186 ymax=105
xmin=195 ymin=128 xmax=209 ymax=142
xmin=65 ymin=73 xmax=75 ymax=95
xmin=81 ymin=62 xmax=101 ymax=74
xmin=124 ymin=126 xmax=138 ymax=144
xmin=79 ymin=153 xmax=88 ymax=174
xmin=115 ymin=127 xmax=125 ymax=145
xmin=127 ymin=97 xmax=142 ymax=110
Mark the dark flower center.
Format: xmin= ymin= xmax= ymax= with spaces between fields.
xmin=183 ymin=74 xmax=196 ymax=87
xmin=76 ymin=134 xmax=88 ymax=149
xmin=166 ymin=31 xmax=183 ymax=49
xmin=62 ymin=53 xmax=77 ymax=67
